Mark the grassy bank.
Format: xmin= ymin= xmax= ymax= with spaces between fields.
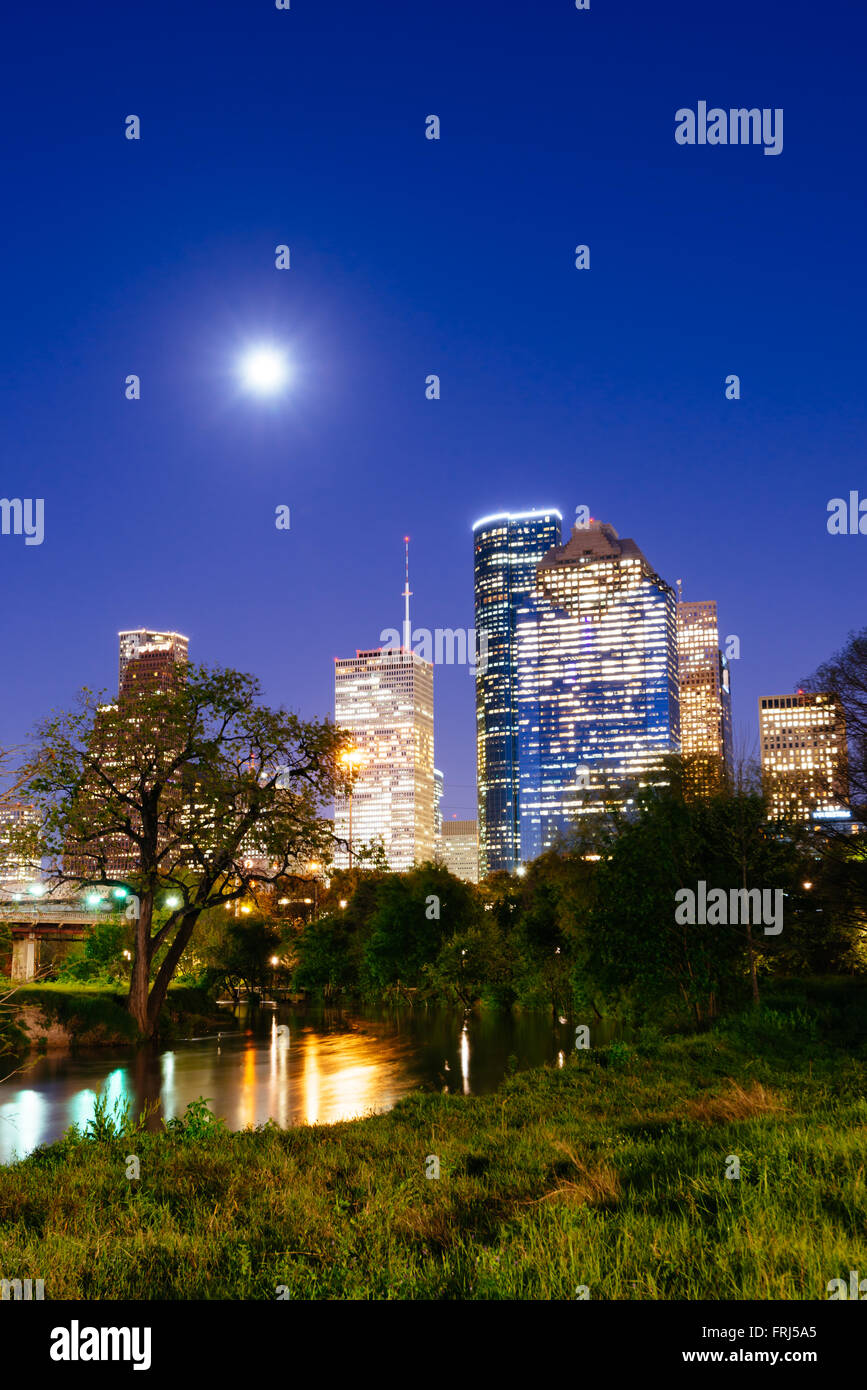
xmin=2 ymin=980 xmax=226 ymax=1048
xmin=1 ymin=1003 xmax=865 ymax=1299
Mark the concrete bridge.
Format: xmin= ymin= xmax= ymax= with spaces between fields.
xmin=0 ymin=901 xmax=109 ymax=980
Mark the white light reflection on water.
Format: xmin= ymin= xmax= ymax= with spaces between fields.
xmin=0 ymin=1008 xmax=575 ymax=1162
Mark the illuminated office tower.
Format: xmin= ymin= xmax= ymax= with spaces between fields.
xmin=118 ymin=629 xmax=189 ymax=697
xmin=759 ymin=691 xmax=849 ymax=824
xmin=0 ymin=804 xmax=41 ymax=894
xmin=517 ymin=520 xmax=680 ymax=860
xmin=676 ymin=598 xmax=733 ymax=797
xmin=439 ymin=818 xmax=480 ymax=885
xmin=71 ymin=630 xmax=190 ymax=879
xmin=434 ymin=768 xmax=444 ymax=843
xmin=334 ymin=549 xmax=435 ymax=871
xmin=473 ymin=509 xmax=563 ymax=876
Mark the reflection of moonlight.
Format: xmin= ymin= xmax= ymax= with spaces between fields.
xmin=240 ymin=347 xmax=290 ymax=394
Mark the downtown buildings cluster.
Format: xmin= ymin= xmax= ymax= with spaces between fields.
xmin=331 ymin=509 xmax=853 ymax=883
xmin=0 ymin=527 xmax=855 ymax=896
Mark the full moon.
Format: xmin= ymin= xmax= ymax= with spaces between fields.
xmin=240 ymin=347 xmax=290 ymax=394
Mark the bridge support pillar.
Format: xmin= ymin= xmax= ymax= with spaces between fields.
xmin=11 ymin=935 xmax=39 ymax=982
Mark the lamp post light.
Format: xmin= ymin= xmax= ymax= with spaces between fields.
xmin=339 ymin=748 xmax=368 ymax=871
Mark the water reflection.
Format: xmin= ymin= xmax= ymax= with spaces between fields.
xmin=0 ymin=1005 xmax=593 ymax=1164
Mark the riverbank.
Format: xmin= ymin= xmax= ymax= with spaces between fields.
xmin=1 ymin=980 xmax=228 ymax=1049
xmin=1 ymin=1002 xmax=865 ymax=1299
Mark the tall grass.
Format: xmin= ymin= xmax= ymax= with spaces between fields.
xmin=1 ymin=1011 xmax=865 ymax=1299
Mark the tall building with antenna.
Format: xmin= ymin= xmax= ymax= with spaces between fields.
xmin=333 ymin=540 xmax=435 ymax=871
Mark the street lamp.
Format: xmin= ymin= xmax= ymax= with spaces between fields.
xmin=339 ymin=748 xmax=368 ymax=870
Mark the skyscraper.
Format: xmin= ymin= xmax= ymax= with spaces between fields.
xmin=0 ymin=803 xmax=40 ymax=894
xmin=118 ymin=629 xmax=189 ymax=697
xmin=334 ymin=547 xmax=435 ymax=871
xmin=67 ymin=630 xmax=190 ymax=880
xmin=439 ymin=818 xmax=480 ymax=885
xmin=676 ymin=598 xmax=733 ymax=797
xmin=473 ymin=509 xmax=563 ymax=876
xmin=759 ymin=691 xmax=849 ymax=824
xmin=433 ymin=768 xmax=444 ymax=844
xmin=516 ymin=520 xmax=680 ymax=860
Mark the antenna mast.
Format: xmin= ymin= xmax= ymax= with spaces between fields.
xmin=402 ymin=536 xmax=412 ymax=652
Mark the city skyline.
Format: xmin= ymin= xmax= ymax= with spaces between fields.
xmin=1 ymin=2 xmax=865 ymax=831
xmin=0 ymin=504 xmax=856 ymax=836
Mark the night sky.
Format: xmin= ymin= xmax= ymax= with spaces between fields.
xmin=1 ymin=0 xmax=864 ymax=819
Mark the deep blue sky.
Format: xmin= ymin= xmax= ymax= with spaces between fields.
xmin=1 ymin=0 xmax=865 ymax=818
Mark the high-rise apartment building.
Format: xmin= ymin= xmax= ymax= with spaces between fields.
xmin=473 ymin=509 xmax=563 ymax=876
xmin=67 ymin=630 xmax=190 ymax=880
xmin=676 ymin=599 xmax=733 ymax=797
xmin=516 ymin=520 xmax=680 ymax=860
xmin=759 ymin=691 xmax=849 ymax=823
xmin=439 ymin=818 xmax=479 ymax=885
xmin=118 ymin=629 xmax=189 ymax=697
xmin=0 ymin=803 xmax=41 ymax=894
xmin=334 ymin=553 xmax=435 ymax=871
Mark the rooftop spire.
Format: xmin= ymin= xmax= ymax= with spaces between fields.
xmin=402 ymin=536 xmax=412 ymax=652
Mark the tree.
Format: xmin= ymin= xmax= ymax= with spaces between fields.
xmin=361 ymin=863 xmax=478 ymax=998
xmin=20 ymin=665 xmax=343 ymax=1040
xmin=208 ymin=916 xmax=284 ymax=1002
xmin=425 ymin=918 xmax=511 ymax=1010
xmin=589 ymin=782 xmax=801 ymax=1025
xmin=803 ymin=627 xmax=867 ymax=815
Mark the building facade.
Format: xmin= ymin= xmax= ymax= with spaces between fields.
xmin=676 ymin=599 xmax=733 ymax=797
xmin=473 ymin=509 xmax=563 ymax=877
xmin=516 ymin=520 xmax=680 ymax=860
xmin=759 ymin=691 xmax=849 ymax=824
xmin=118 ymin=629 xmax=189 ymax=697
xmin=439 ymin=818 xmax=479 ymax=884
xmin=334 ymin=648 xmax=435 ymax=871
xmin=434 ymin=768 xmax=444 ymax=844
xmin=0 ymin=804 xmax=41 ymax=895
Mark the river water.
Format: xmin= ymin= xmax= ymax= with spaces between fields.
xmin=0 ymin=1004 xmax=587 ymax=1164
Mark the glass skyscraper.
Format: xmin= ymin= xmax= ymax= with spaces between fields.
xmin=473 ymin=509 xmax=563 ymax=875
xmin=516 ymin=520 xmax=680 ymax=860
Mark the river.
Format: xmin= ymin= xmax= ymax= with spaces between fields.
xmin=0 ymin=1003 xmax=593 ymax=1164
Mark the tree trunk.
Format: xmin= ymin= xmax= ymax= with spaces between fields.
xmin=128 ymin=894 xmax=155 ymax=1035
xmin=746 ymin=921 xmax=760 ymax=1008
xmin=743 ymin=852 xmax=761 ymax=1008
xmin=130 ymin=906 xmax=200 ymax=1039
